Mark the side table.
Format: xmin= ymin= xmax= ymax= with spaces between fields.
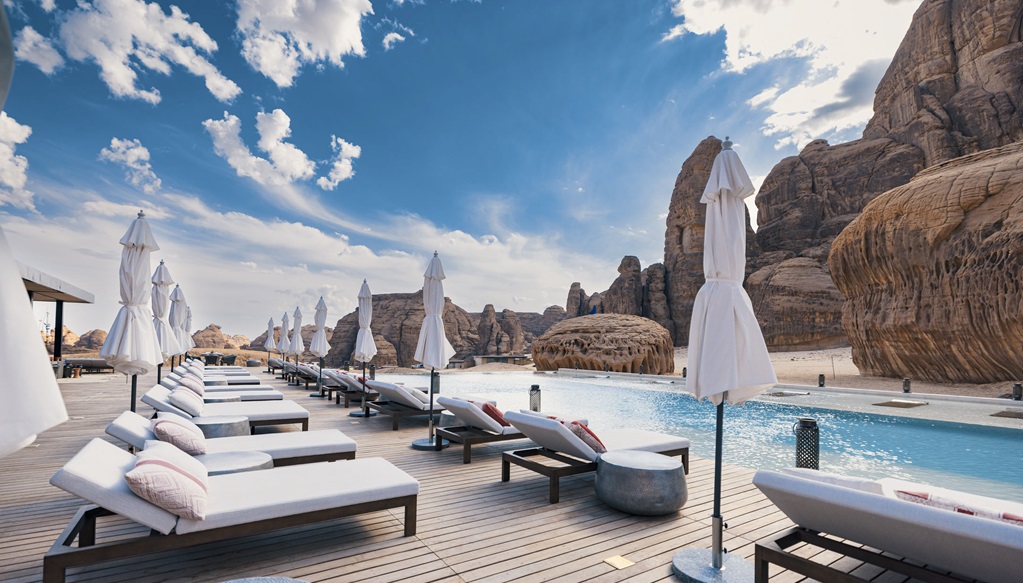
xmin=194 ymin=451 xmax=274 ymax=476
xmin=595 ymin=449 xmax=687 ymax=515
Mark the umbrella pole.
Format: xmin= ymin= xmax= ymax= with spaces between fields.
xmin=130 ymin=374 xmax=137 ymax=413
xmin=157 ymin=363 xmax=162 ymax=384
xmin=348 ymin=362 xmax=377 ymax=417
xmin=712 ymin=401 xmax=724 ymax=568
xmin=266 ymin=348 xmax=271 ymax=374
xmin=310 ymin=356 xmax=324 ymax=397
xmin=412 ymin=368 xmax=447 ymax=450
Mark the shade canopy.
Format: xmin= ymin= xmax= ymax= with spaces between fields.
xmin=353 ymin=279 xmax=377 ymax=364
xmin=150 ymin=260 xmax=182 ymax=360
xmin=413 ymin=252 xmax=455 ymax=370
xmin=263 ymin=318 xmax=276 ymax=351
xmin=168 ymin=285 xmax=190 ymax=356
xmin=276 ymin=312 xmax=290 ymax=353
xmin=687 ymin=141 xmax=776 ymax=405
xmin=288 ymin=307 xmax=305 ymax=356
xmin=0 ymin=226 xmax=68 ymax=458
xmin=100 ymin=211 xmax=164 ymax=376
xmin=309 ymin=297 xmax=329 ymax=358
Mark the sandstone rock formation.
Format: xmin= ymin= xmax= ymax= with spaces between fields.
xmin=499 ymin=308 xmax=525 ymax=354
xmin=477 ymin=305 xmax=510 ymax=355
xmin=565 ymin=282 xmax=590 ymax=317
xmin=74 ymin=329 xmax=107 ymax=350
xmin=830 ymin=142 xmax=1023 ymax=383
xmin=601 ymin=256 xmax=644 ymax=316
xmin=191 ymin=324 xmax=230 ymax=349
xmin=518 ymin=305 xmax=567 ymax=337
xmin=325 ymin=291 xmax=478 ymax=368
xmin=43 ymin=326 xmax=79 ymax=354
xmin=532 ymin=314 xmax=674 ymax=374
xmin=641 ymin=263 xmax=672 ymax=334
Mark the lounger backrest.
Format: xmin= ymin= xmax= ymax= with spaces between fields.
xmin=141 ymin=385 xmax=193 ymax=418
xmin=106 ymin=411 xmax=157 ymax=449
xmin=753 ymin=470 xmax=1023 ymax=583
xmin=161 ymin=376 xmax=181 ymax=390
xmin=50 ymin=438 xmax=179 ymax=535
xmin=437 ymin=397 xmax=502 ymax=433
xmin=503 ymin=411 xmax=596 ymax=461
xmin=367 ymin=380 xmax=428 ymax=410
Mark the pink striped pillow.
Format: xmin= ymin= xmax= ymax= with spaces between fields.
xmin=125 ymin=443 xmax=209 ymax=520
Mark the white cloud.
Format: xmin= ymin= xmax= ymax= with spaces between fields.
xmin=0 ymin=113 xmax=35 ymax=210
xmin=58 ymin=0 xmax=240 ymax=104
xmin=38 ymin=0 xmax=57 ymax=12
xmin=14 ymin=26 xmax=64 ymax=74
xmin=203 ymin=109 xmax=316 ymax=186
xmin=665 ymin=0 xmax=918 ymax=148
xmin=235 ymin=0 xmax=374 ymax=87
xmin=382 ymin=32 xmax=405 ymax=51
xmin=316 ymin=135 xmax=361 ymax=190
xmin=99 ymin=137 xmax=162 ymax=194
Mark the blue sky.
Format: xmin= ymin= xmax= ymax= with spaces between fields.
xmin=0 ymin=0 xmax=920 ymax=338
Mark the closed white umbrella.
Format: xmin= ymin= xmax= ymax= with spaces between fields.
xmin=168 ymin=285 xmax=189 ymax=359
xmin=309 ymin=297 xmax=329 ymax=396
xmin=412 ymin=252 xmax=454 ymax=449
xmin=151 ymin=259 xmax=181 ymax=381
xmin=350 ymin=280 xmax=378 ymax=418
xmin=263 ymin=317 xmax=275 ymax=373
xmin=184 ymin=306 xmax=195 ymax=350
xmin=288 ymin=307 xmax=305 ymax=357
xmin=671 ymin=137 xmax=777 ymax=581
xmin=276 ymin=312 xmax=289 ymax=379
xmin=100 ymin=211 xmax=164 ymax=412
xmin=0 ymin=226 xmax=68 ymax=457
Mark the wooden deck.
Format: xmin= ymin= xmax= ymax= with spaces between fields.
xmin=0 ymin=369 xmax=896 ymax=583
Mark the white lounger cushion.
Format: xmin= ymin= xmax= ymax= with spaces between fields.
xmin=142 ymin=386 xmax=309 ymax=423
xmin=754 ymin=469 xmax=1023 ymax=583
xmin=368 ymin=381 xmax=438 ymax=411
xmin=106 ymin=412 xmax=353 ymax=459
xmin=503 ymin=411 xmax=688 ymax=462
xmin=50 ymin=439 xmax=179 ymax=534
xmin=175 ymin=457 xmax=419 ymax=534
xmin=202 ymin=390 xmax=284 ymax=401
xmin=437 ymin=396 xmax=513 ymax=434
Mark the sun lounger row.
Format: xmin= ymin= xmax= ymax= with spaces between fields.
xmin=141 ymin=385 xmax=310 ymax=432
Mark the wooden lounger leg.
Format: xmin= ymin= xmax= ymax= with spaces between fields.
xmin=549 ymin=476 xmax=560 ymax=504
xmin=404 ymin=497 xmax=417 ymax=536
xmin=301 ymin=419 xmax=309 ymax=431
xmin=392 ymin=414 xmax=400 ymax=431
xmin=463 ymin=443 xmax=472 ymax=464
xmin=682 ymin=451 xmax=689 ymax=474
xmin=501 ymin=458 xmax=510 ymax=482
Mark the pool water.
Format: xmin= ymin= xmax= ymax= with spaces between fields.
xmin=381 ymin=372 xmax=1023 ymax=500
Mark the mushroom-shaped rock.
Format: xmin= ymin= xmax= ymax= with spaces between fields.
xmin=531 ymin=314 xmax=674 ymax=374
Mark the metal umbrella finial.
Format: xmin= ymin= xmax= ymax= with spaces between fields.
xmin=137 ymin=210 xmax=145 ymax=218
xmin=433 ymin=250 xmax=438 ymax=256
xmin=722 ymin=136 xmax=732 ymax=150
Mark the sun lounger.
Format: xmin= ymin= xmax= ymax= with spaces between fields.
xmin=106 ymin=411 xmax=356 ymax=464
xmin=365 ymin=380 xmax=445 ymax=431
xmin=501 ymin=411 xmax=690 ymax=503
xmin=752 ymin=468 xmax=1023 ymax=583
xmin=268 ymin=357 xmax=284 ymax=373
xmin=160 ymin=378 xmax=283 ymax=401
xmin=141 ymin=386 xmax=310 ymax=432
xmin=324 ymin=369 xmax=377 ymax=407
xmin=435 ymin=397 xmax=526 ymax=463
xmin=44 ymin=438 xmax=417 ymax=583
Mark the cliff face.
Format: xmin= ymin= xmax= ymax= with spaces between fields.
xmin=830 ymin=141 xmax=1023 ymax=382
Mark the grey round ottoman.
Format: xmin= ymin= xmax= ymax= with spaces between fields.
xmin=595 ymin=450 xmax=687 ymax=515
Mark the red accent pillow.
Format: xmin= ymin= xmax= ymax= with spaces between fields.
xmin=568 ymin=421 xmax=606 ymax=454
xmin=480 ymin=402 xmax=510 ymax=426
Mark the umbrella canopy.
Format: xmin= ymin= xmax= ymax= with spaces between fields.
xmin=100 ymin=211 xmax=164 ymax=376
xmin=185 ymin=306 xmax=195 ymax=349
xmin=413 ymin=252 xmax=454 ymax=370
xmin=263 ymin=317 xmax=276 ymax=351
xmin=353 ymin=280 xmax=377 ymax=364
xmin=276 ymin=312 xmax=290 ymax=353
xmin=687 ymin=139 xmax=776 ymax=404
xmin=150 ymin=260 xmax=182 ymax=360
xmin=288 ymin=307 xmax=305 ymax=356
xmin=168 ymin=285 xmax=190 ymax=355
xmin=0 ymin=226 xmax=68 ymax=457
xmin=0 ymin=2 xmax=13 ymax=110
xmin=309 ymin=297 xmax=329 ymax=358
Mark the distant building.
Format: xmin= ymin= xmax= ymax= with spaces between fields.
xmin=473 ymin=354 xmax=532 ymax=367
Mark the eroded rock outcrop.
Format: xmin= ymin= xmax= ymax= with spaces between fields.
xmin=601 ymin=256 xmax=644 ymax=316
xmin=830 ymin=142 xmax=1023 ymax=383
xmin=566 ymin=282 xmax=590 ymax=317
xmin=324 ymin=291 xmax=478 ymax=368
xmin=191 ymin=324 xmax=229 ymax=349
xmin=74 ymin=329 xmax=107 ymax=350
xmin=532 ymin=314 xmax=674 ymax=374
xmin=477 ymin=304 xmax=522 ymax=355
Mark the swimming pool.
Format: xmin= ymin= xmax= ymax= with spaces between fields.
xmin=381 ymin=371 xmax=1023 ymax=500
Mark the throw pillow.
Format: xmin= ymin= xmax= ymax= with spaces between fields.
xmin=177 ymin=375 xmax=205 ymax=396
xmin=125 ymin=442 xmax=209 ymax=520
xmin=480 ymin=402 xmax=511 ymax=427
xmin=567 ymin=421 xmax=606 ymax=454
xmin=168 ymin=388 xmax=204 ymax=417
xmin=896 ymin=490 xmax=1023 ymax=526
xmin=153 ymin=419 xmax=207 ymax=455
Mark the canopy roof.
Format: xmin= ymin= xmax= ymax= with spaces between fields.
xmin=17 ymin=262 xmax=94 ymax=304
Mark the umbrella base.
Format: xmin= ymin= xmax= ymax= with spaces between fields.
xmin=671 ymin=549 xmax=753 ymax=583
xmin=348 ymin=410 xmax=377 ymax=418
xmin=411 ymin=437 xmax=449 ymax=450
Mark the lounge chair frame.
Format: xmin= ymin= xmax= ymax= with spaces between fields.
xmin=755 ymin=526 xmax=966 ymax=583
xmin=436 ymin=424 xmax=525 ymax=464
xmin=502 ymin=446 xmax=689 ymax=503
xmin=43 ymin=494 xmax=417 ymax=583
xmin=367 ymin=400 xmax=444 ymax=431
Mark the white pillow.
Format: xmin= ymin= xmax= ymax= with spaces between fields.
xmin=126 ymin=441 xmax=209 ymax=520
xmin=782 ymin=467 xmax=885 ymax=495
xmin=168 ymin=388 xmax=204 ymax=417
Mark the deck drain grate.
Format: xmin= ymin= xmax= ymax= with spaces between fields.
xmin=604 ymin=555 xmax=635 ymax=570
xmin=991 ymin=409 xmax=1023 ymax=419
xmin=873 ymin=399 xmax=928 ymax=408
